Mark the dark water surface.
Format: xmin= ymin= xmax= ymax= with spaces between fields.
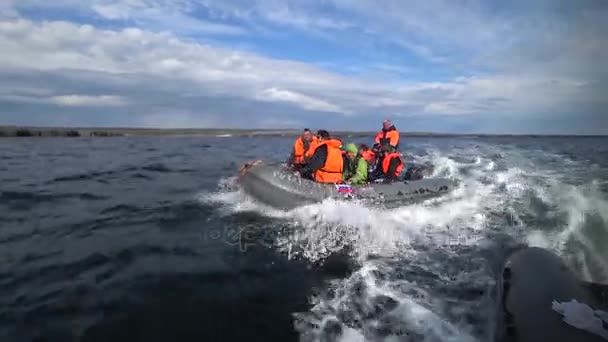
xmin=1 ymin=136 xmax=607 ymax=342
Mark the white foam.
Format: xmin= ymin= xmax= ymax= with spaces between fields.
xmin=525 ymin=230 xmax=554 ymax=249
xmin=196 ymin=175 xmax=298 ymax=218
xmin=485 ymin=161 xmax=495 ymax=171
xmin=199 ymin=142 xmax=608 ymax=341
xmin=513 ymin=174 xmax=608 ymax=282
xmin=198 ymin=168 xmax=492 ymax=263
xmin=199 ymin=148 xmax=503 ymax=340
xmin=264 ymin=176 xmax=493 ymax=263
xmin=303 ymin=262 xmax=479 ymax=342
xmin=337 ymin=327 xmax=366 ymax=342
xmin=426 ymin=152 xmax=460 ymax=179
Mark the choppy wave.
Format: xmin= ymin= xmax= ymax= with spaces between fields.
xmin=200 ymin=139 xmax=608 ymax=341
xmin=2 ymin=136 xmax=606 ymax=342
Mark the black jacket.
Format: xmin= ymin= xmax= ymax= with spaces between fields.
xmin=300 ymin=144 xmax=328 ymax=176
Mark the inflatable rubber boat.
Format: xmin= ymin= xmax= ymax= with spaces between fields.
xmin=496 ymin=247 xmax=608 ymax=342
xmin=237 ymin=160 xmax=456 ymax=210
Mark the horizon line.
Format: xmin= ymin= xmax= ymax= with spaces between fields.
xmin=0 ymin=125 xmax=606 ymax=137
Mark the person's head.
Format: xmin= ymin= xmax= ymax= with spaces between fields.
xmin=380 ymin=144 xmax=394 ymax=154
xmin=301 ymin=128 xmax=312 ymax=141
xmin=345 ymin=143 xmax=358 ymax=159
xmin=382 ymin=119 xmax=392 ymax=130
xmin=316 ymin=129 xmax=330 ymax=141
xmin=359 ymin=144 xmax=369 ymax=152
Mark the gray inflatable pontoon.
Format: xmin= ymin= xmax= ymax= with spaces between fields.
xmin=496 ymin=247 xmax=608 ymax=342
xmin=238 ymin=161 xmax=456 ymax=210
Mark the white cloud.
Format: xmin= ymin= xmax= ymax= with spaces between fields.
xmin=125 ymin=6 xmax=247 ymax=36
xmin=0 ymin=0 xmax=606 ymax=133
xmin=92 ymin=3 xmax=133 ymax=20
xmin=261 ymin=4 xmax=353 ymax=31
xmin=196 ymin=0 xmax=354 ymax=31
xmin=257 ymin=87 xmax=343 ymax=113
xmin=0 ymin=18 xmax=366 ymax=115
xmin=49 ymin=95 xmax=127 ymax=106
xmin=8 ymin=0 xmax=246 ymax=36
xmin=0 ymin=90 xmax=128 ymax=107
xmin=0 ymin=17 xmax=598 ymax=119
xmin=191 ymin=0 xmax=505 ymax=58
xmin=193 ymin=0 xmax=608 ymax=84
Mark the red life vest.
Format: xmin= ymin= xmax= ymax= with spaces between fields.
xmin=381 ymin=152 xmax=403 ymax=177
xmin=360 ymin=150 xmax=376 ymax=163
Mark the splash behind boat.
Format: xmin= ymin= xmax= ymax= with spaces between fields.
xmin=238 ymin=160 xmax=456 ymax=210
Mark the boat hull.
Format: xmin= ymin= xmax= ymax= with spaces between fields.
xmin=238 ymin=161 xmax=455 ymax=210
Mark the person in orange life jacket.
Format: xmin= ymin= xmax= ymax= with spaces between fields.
xmin=299 ymin=130 xmax=344 ymax=183
xmin=287 ymin=128 xmax=316 ymax=169
xmin=360 ymin=143 xmax=378 ymax=177
xmin=359 ymin=144 xmax=376 ymax=164
xmin=379 ymin=145 xmax=405 ymax=183
xmin=304 ymin=133 xmax=320 ymax=161
xmin=373 ymin=119 xmax=400 ymax=150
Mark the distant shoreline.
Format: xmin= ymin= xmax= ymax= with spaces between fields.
xmin=0 ymin=126 xmax=306 ymax=138
xmin=0 ymin=126 xmax=605 ymax=138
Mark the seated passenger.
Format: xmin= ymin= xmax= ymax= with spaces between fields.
xmin=379 ymin=145 xmax=405 ymax=183
xmin=287 ymin=128 xmax=316 ymax=169
xmin=343 ymin=144 xmax=368 ymax=185
xmin=299 ymin=130 xmax=343 ymax=183
xmin=359 ymin=144 xmax=376 ymax=164
xmin=304 ymin=133 xmax=320 ymax=162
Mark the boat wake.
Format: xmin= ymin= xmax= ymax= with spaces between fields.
xmin=197 ymin=140 xmax=608 ymax=341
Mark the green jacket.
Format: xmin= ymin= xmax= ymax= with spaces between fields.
xmin=345 ymin=154 xmax=368 ymax=184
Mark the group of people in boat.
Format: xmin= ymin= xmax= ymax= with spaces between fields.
xmin=286 ymin=119 xmax=406 ymax=184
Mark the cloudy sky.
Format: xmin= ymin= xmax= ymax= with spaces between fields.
xmin=0 ymin=0 xmax=606 ymax=133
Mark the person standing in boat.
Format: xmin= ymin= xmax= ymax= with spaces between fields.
xmin=378 ymin=145 xmax=405 ymax=183
xmin=286 ymin=128 xmax=316 ymax=170
xmin=373 ymin=119 xmax=400 ymax=151
xmin=299 ymin=130 xmax=343 ymax=183
xmin=343 ymin=143 xmax=368 ymax=185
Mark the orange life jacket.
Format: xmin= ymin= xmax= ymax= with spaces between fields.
xmin=374 ymin=127 xmax=400 ymax=148
xmin=360 ymin=150 xmax=376 ymax=163
xmin=304 ymin=137 xmax=319 ymax=160
xmin=381 ymin=152 xmax=403 ymax=177
xmin=313 ymin=139 xmax=344 ymax=183
xmin=292 ymin=136 xmax=313 ymax=165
